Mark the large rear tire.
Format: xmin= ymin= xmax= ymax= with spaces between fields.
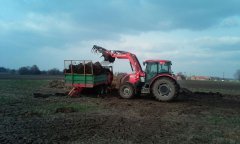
xmin=119 ymin=83 xmax=135 ymax=99
xmin=152 ymin=78 xmax=178 ymax=101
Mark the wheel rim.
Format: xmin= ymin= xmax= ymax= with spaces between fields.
xmin=122 ymin=86 xmax=131 ymax=97
xmin=158 ymin=84 xmax=171 ymax=96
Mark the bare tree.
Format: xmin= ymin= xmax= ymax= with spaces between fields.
xmin=18 ymin=66 xmax=31 ymax=75
xmin=0 ymin=67 xmax=8 ymax=73
xmin=30 ymin=65 xmax=41 ymax=74
xmin=18 ymin=65 xmax=41 ymax=75
xmin=176 ymin=72 xmax=186 ymax=80
xmin=234 ymin=69 xmax=240 ymax=81
xmin=47 ymin=68 xmax=62 ymax=75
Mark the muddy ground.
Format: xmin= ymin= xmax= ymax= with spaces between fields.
xmin=0 ymin=79 xmax=240 ymax=143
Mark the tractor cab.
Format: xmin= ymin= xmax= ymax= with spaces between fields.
xmin=143 ymin=60 xmax=172 ymax=82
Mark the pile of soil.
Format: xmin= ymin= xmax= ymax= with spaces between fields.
xmin=65 ymin=62 xmax=110 ymax=75
xmin=33 ymin=80 xmax=70 ymax=98
xmin=48 ymin=80 xmax=65 ymax=89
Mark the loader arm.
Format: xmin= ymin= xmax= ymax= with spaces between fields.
xmin=92 ymin=45 xmax=144 ymax=75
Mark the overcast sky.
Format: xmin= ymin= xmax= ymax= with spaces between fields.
xmin=1 ymin=0 xmax=240 ymax=78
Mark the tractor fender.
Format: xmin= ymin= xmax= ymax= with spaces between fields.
xmin=149 ymin=74 xmax=178 ymax=89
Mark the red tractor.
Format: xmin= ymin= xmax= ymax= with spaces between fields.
xmin=92 ymin=45 xmax=180 ymax=101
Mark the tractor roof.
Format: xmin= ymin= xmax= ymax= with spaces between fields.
xmin=144 ymin=60 xmax=171 ymax=63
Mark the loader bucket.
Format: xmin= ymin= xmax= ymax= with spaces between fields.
xmin=92 ymin=45 xmax=115 ymax=63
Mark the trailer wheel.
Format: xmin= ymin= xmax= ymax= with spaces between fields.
xmin=152 ymin=78 xmax=178 ymax=101
xmin=119 ymin=83 xmax=135 ymax=99
xmin=95 ymin=85 xmax=107 ymax=95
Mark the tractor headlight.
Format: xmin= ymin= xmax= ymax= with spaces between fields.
xmin=140 ymin=77 xmax=145 ymax=82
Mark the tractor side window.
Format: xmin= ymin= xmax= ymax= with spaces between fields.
xmin=159 ymin=63 xmax=169 ymax=73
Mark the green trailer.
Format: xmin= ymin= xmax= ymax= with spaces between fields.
xmin=65 ymin=73 xmax=109 ymax=88
xmin=64 ymin=60 xmax=113 ymax=96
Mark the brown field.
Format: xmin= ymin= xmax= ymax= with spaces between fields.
xmin=0 ymin=76 xmax=240 ymax=143
xmin=179 ymin=80 xmax=240 ymax=95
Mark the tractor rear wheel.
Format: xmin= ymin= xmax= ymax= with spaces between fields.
xmin=119 ymin=83 xmax=135 ymax=99
xmin=152 ymin=78 xmax=178 ymax=101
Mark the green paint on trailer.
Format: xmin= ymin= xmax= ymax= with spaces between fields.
xmin=65 ymin=74 xmax=107 ymax=85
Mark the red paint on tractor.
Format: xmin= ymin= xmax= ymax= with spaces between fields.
xmin=92 ymin=45 xmax=179 ymax=101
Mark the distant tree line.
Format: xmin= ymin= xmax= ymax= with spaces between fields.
xmin=0 ymin=67 xmax=16 ymax=74
xmin=0 ymin=65 xmax=63 ymax=75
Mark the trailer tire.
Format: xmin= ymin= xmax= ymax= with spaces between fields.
xmin=119 ymin=83 xmax=135 ymax=99
xmin=152 ymin=78 xmax=178 ymax=101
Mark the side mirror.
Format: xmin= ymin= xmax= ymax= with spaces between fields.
xmin=143 ymin=62 xmax=145 ymax=66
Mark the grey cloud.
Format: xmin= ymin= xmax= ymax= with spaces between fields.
xmin=1 ymin=0 xmax=240 ymax=78
xmin=6 ymin=0 xmax=240 ymax=32
xmin=1 ymin=0 xmax=240 ymax=50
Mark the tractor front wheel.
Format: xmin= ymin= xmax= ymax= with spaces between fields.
xmin=119 ymin=83 xmax=135 ymax=99
xmin=152 ymin=78 xmax=178 ymax=101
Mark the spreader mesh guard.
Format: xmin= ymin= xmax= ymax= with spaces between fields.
xmin=64 ymin=60 xmax=93 ymax=74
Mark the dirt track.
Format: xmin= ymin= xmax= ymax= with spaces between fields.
xmin=0 ymin=80 xmax=240 ymax=143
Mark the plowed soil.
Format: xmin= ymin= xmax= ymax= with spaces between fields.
xmin=0 ymin=79 xmax=240 ymax=143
